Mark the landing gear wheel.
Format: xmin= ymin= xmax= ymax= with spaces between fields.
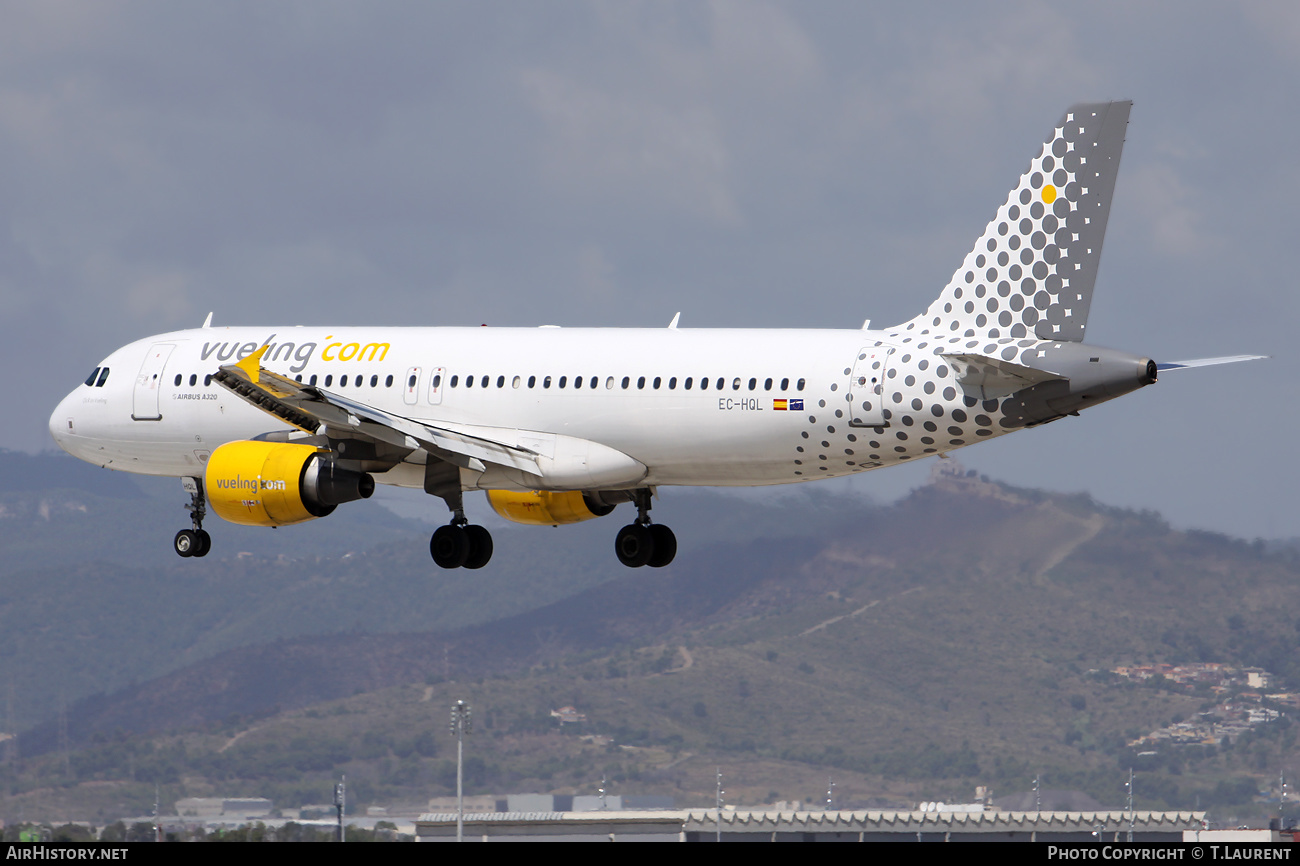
xmin=192 ymin=529 xmax=212 ymax=558
xmin=615 ymin=523 xmax=654 ymax=568
xmin=647 ymin=524 xmax=677 ymax=568
xmin=431 ymin=525 xmax=470 ymax=569
xmin=462 ymin=525 xmax=494 ymax=570
xmin=174 ymin=529 xmax=199 ymax=558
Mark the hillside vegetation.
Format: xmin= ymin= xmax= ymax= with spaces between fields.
xmin=2 ymin=451 xmax=1299 ymax=824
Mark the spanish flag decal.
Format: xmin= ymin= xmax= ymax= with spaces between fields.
xmin=773 ymin=399 xmax=788 ymax=411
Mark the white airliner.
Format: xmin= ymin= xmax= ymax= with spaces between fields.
xmin=48 ymin=102 xmax=1261 ymax=569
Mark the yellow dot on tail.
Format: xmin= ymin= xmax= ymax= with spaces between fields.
xmin=1042 ymin=185 xmax=1057 ymax=204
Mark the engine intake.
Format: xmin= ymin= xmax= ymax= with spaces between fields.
xmin=206 ymin=441 xmax=373 ymax=527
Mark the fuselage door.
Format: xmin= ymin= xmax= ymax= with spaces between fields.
xmin=849 ymin=346 xmax=892 ymax=428
xmin=403 ymin=367 xmax=422 ymax=406
xmin=428 ymin=366 xmax=446 ymax=405
xmin=131 ymin=342 xmax=176 ymax=421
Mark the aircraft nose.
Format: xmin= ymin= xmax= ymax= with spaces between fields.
xmin=49 ymin=391 xmax=77 ymax=454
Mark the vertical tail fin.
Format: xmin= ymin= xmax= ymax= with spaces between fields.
xmin=903 ymin=101 xmax=1131 ymax=343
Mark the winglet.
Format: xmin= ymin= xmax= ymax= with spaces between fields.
xmin=234 ymin=345 xmax=269 ymax=384
xmin=202 ymin=312 xmax=213 ymax=329
xmin=668 ymin=312 xmax=681 ymax=330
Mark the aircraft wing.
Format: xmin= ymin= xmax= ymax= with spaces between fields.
xmin=1156 ymin=354 xmax=1268 ymax=372
xmin=211 ymin=347 xmax=542 ymax=475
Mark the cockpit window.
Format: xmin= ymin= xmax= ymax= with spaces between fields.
xmin=95 ymin=368 xmax=110 ymax=387
xmin=84 ymin=368 xmax=101 ymax=387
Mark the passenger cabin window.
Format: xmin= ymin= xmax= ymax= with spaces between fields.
xmin=481 ymin=375 xmax=488 ymax=388
xmin=781 ymin=378 xmax=790 ymax=390
xmin=528 ymin=376 xmax=536 ymax=388
xmin=513 ymin=376 xmax=521 ymax=389
xmin=543 ymin=376 xmax=552 ymax=389
xmin=465 ymin=375 xmax=473 ymax=388
xmin=497 ymin=376 xmax=505 ymax=388
xmin=732 ymin=378 xmax=741 ymax=390
xmin=432 ymin=374 xmax=442 ymax=389
xmin=621 ymin=377 xmax=630 ymax=389
xmin=371 ymin=375 xmax=378 ymax=387
xmin=324 ymin=375 xmax=333 ymax=387
xmin=748 ymin=378 xmax=757 ymax=390
xmin=797 ymin=378 xmax=806 ymax=391
xmin=685 ymin=377 xmax=693 ymax=389
xmin=605 ymin=377 xmax=614 ymax=389
xmin=764 ymin=378 xmax=772 ymax=391
xmin=559 ymin=376 xmax=567 ymax=388
xmin=450 ymin=375 xmax=459 ymax=388
xmin=653 ymin=377 xmax=661 ymax=389
xmin=573 ymin=376 xmax=581 ymax=389
xmin=700 ymin=377 xmax=708 ymax=390
xmin=669 ymin=377 xmax=677 ymax=389
xmin=174 ymin=374 xmax=182 ymax=386
xmin=190 ymin=374 xmax=198 ymax=386
xmin=637 ymin=376 xmax=645 ymax=389
xmin=310 ymin=375 xmax=318 ymax=386
xmin=386 ymin=375 xmax=394 ymax=387
xmin=715 ymin=378 xmax=724 ymax=390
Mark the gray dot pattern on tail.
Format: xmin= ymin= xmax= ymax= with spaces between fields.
xmin=906 ymin=101 xmax=1131 ymax=344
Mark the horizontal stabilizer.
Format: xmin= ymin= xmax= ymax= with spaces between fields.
xmin=1156 ymin=355 xmax=1268 ymax=372
xmin=942 ymin=353 xmax=1066 ymax=400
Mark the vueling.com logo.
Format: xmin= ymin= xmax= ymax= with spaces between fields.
xmin=200 ymin=333 xmax=391 ymax=373
xmin=215 ymin=475 xmax=287 ymax=492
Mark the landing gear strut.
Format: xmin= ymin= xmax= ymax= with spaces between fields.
xmin=426 ymin=461 xmax=493 ymax=570
xmin=174 ymin=477 xmax=212 ymax=558
xmin=614 ymin=488 xmax=675 ymax=568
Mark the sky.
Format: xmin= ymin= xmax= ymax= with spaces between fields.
xmin=2 ymin=1 xmax=1295 ymax=539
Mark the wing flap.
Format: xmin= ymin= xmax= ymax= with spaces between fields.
xmin=213 ymin=351 xmax=542 ymax=476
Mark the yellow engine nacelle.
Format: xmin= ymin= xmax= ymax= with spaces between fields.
xmin=486 ymin=490 xmax=616 ymax=526
xmin=206 ymin=441 xmax=374 ymax=527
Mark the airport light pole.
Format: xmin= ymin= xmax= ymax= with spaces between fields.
xmin=450 ymin=700 xmax=472 ymax=843
xmin=1125 ymin=768 xmax=1135 ymax=843
xmin=715 ymin=767 xmax=724 ymax=843
xmin=334 ymin=775 xmax=346 ymax=842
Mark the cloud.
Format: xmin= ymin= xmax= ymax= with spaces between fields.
xmin=1124 ymin=163 xmax=1215 ymax=257
xmin=522 ymin=68 xmax=739 ymax=225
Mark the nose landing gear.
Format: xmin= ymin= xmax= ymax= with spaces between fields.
xmin=174 ymin=478 xmax=211 ymax=558
xmin=614 ymin=489 xmax=675 ymax=568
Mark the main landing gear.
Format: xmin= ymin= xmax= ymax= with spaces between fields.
xmin=614 ymin=489 xmax=676 ymax=568
xmin=174 ymin=477 xmax=211 ymax=558
xmin=426 ymin=460 xmax=493 ymax=570
xmin=430 ymin=515 xmax=493 ymax=570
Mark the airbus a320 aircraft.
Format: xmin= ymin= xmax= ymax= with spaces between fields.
xmin=49 ymin=101 xmax=1260 ymax=570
